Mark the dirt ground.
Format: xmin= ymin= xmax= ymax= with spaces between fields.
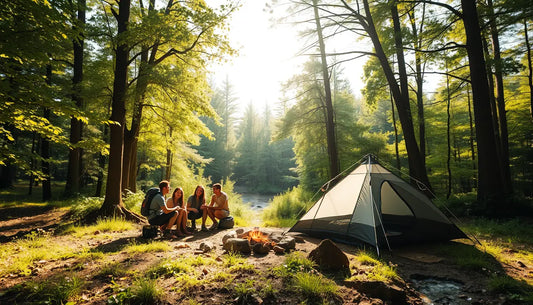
xmin=0 ymin=205 xmax=531 ymax=304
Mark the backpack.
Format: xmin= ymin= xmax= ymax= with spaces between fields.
xmin=140 ymin=187 xmax=161 ymax=217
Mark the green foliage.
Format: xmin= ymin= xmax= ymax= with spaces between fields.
xmin=352 ymin=250 xmax=399 ymax=282
xmin=437 ymin=243 xmax=498 ymax=272
xmin=262 ymin=186 xmax=313 ymax=227
xmin=125 ymin=240 xmax=172 ymax=254
xmin=148 ymin=258 xmax=194 ymax=278
xmin=68 ymin=196 xmax=104 ymax=220
xmin=232 ymin=279 xmax=258 ymax=304
xmin=460 ymin=218 xmax=533 ymax=245
xmin=292 ymin=272 xmax=340 ymax=302
xmin=62 ymin=217 xmax=134 ymax=238
xmin=10 ymin=275 xmax=84 ymax=305
xmin=0 ymin=230 xmax=81 ymax=276
xmin=488 ymin=275 xmax=532 ymax=298
xmin=272 ymin=251 xmax=317 ymax=280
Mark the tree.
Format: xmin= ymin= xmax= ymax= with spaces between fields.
xmin=65 ymin=0 xmax=86 ymax=197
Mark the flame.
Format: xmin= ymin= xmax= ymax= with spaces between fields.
xmin=247 ymin=229 xmax=274 ymax=245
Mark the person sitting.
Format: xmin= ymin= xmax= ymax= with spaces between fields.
xmin=147 ymin=180 xmax=180 ymax=239
xmin=187 ymin=185 xmax=206 ymax=232
xmin=202 ymin=183 xmax=230 ymax=230
xmin=167 ymin=187 xmax=192 ymax=236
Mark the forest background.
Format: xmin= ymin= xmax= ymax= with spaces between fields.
xmin=1 ymin=0 xmax=532 ymax=224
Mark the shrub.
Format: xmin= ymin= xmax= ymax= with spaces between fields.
xmin=261 ymin=186 xmax=313 ymax=227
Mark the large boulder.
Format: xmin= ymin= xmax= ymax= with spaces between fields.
xmin=308 ymin=239 xmax=350 ymax=272
xmin=223 ymin=238 xmax=251 ymax=253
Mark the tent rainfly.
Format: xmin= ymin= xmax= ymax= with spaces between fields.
xmin=289 ymin=155 xmax=469 ymax=254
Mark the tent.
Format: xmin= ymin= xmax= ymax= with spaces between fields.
xmin=289 ymin=155 xmax=469 ymax=254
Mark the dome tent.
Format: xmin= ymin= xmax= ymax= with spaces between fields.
xmin=289 ymin=155 xmax=469 ymax=255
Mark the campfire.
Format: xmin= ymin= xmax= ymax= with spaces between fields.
xmin=245 ymin=227 xmax=276 ymax=247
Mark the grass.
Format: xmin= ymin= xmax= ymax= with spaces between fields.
xmin=61 ymin=217 xmax=134 ymax=238
xmin=351 ymin=250 xmax=399 ymax=282
xmin=148 ymin=258 xmax=194 ymax=278
xmin=437 ymin=242 xmax=498 ymax=272
xmin=292 ymin=272 xmax=340 ymax=301
xmin=13 ymin=275 xmax=84 ymax=305
xmin=0 ymin=231 xmax=82 ymax=276
xmin=124 ymin=240 xmax=172 ymax=253
xmin=461 ymin=217 xmax=533 ymax=245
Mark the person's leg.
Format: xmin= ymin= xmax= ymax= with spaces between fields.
xmin=167 ymin=212 xmax=182 ymax=237
xmin=201 ymin=207 xmax=208 ymax=231
xmin=180 ymin=211 xmax=192 ymax=234
xmin=208 ymin=208 xmax=219 ymax=230
xmin=188 ymin=213 xmax=197 ymax=231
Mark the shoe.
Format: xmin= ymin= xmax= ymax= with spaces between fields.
xmin=201 ymin=225 xmax=208 ymax=232
xmin=209 ymin=222 xmax=218 ymax=230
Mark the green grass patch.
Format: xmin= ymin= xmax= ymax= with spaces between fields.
xmin=437 ymin=242 xmax=498 ymax=272
xmin=0 ymin=231 xmax=82 ymax=276
xmin=232 ymin=279 xmax=258 ymax=303
xmin=9 ymin=275 xmax=84 ymax=305
xmin=62 ymin=217 xmax=134 ymax=238
xmin=461 ymin=218 xmax=533 ymax=246
xmin=124 ymin=240 xmax=171 ymax=254
xmin=148 ymin=258 xmax=194 ymax=278
xmin=292 ymin=272 xmax=339 ymax=301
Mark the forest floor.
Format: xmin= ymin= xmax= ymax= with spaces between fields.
xmin=0 ymin=204 xmax=532 ymax=304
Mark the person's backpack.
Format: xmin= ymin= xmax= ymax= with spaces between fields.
xmin=140 ymin=187 xmax=161 ymax=217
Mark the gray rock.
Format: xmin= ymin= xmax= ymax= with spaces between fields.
xmin=223 ymin=238 xmax=251 ymax=253
xmin=222 ymin=231 xmax=238 ymax=244
xmin=277 ymin=236 xmax=296 ymax=250
xmin=199 ymin=241 xmax=215 ymax=252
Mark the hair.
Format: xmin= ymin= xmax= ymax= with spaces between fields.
xmin=171 ymin=187 xmax=184 ymax=207
xmin=193 ymin=185 xmax=205 ymax=203
xmin=212 ymin=183 xmax=222 ymax=190
xmin=159 ymin=180 xmax=169 ymax=191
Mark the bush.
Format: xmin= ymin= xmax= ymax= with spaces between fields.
xmin=261 ymin=186 xmax=313 ymax=227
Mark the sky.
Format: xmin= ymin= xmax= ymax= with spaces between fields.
xmin=207 ymin=0 xmax=366 ymax=114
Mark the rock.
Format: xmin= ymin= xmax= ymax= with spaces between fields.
xmin=308 ymin=239 xmax=350 ymax=271
xmin=199 ymin=241 xmax=215 ymax=252
xmin=344 ymin=280 xmax=407 ymax=305
xmin=222 ymin=231 xmax=238 ymax=244
xmin=174 ymin=243 xmax=190 ymax=249
xmin=268 ymin=232 xmax=284 ymax=243
xmin=277 ymin=236 xmax=296 ymax=250
xmin=223 ymin=238 xmax=251 ymax=253
xmin=235 ymin=228 xmax=245 ymax=235
xmin=252 ymin=242 xmax=271 ymax=254
xmin=273 ymin=245 xmax=285 ymax=254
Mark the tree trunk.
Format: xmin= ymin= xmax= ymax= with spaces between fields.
xmin=408 ymin=4 xmax=426 ymax=166
xmin=65 ymin=0 xmax=86 ymax=197
xmin=461 ymin=0 xmax=506 ymax=214
xmin=391 ymin=95 xmax=401 ymax=171
xmin=525 ymin=19 xmax=533 ymax=122
xmin=487 ymin=0 xmax=512 ymax=195
xmin=446 ymin=60 xmax=452 ymax=199
xmin=97 ymin=0 xmax=143 ymax=222
xmin=313 ymin=0 xmax=340 ymax=180
xmin=389 ymin=0 xmax=433 ymax=194
xmin=41 ymin=65 xmax=52 ymax=202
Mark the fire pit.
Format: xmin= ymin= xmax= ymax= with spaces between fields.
xmin=244 ymin=227 xmax=277 ymax=247
xmin=222 ymin=228 xmax=295 ymax=254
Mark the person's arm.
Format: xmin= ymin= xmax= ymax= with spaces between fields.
xmin=162 ymin=197 xmax=178 ymax=213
